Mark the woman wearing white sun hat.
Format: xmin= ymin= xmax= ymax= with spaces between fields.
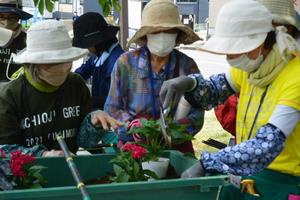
xmin=160 ymin=0 xmax=300 ymax=199
xmin=0 ymin=20 xmax=123 ymax=157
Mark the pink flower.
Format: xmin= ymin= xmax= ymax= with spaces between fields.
xmin=9 ymin=151 xmax=35 ymax=178
xmin=128 ymin=119 xmax=142 ymax=129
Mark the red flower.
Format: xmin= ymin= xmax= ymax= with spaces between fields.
xmin=131 ymin=146 xmax=146 ymax=160
xmin=9 ymin=151 xmax=35 ymax=178
xmin=121 ymin=143 xmax=137 ymax=152
xmin=121 ymin=144 xmax=146 ymax=160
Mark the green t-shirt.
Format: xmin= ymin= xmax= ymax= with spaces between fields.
xmin=0 ymin=73 xmax=91 ymax=153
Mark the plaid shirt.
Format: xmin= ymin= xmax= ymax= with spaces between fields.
xmin=104 ymin=46 xmax=204 ymax=140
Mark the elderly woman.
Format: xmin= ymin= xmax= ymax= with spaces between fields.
xmin=160 ymin=0 xmax=300 ymax=199
xmin=0 ymin=20 xmax=122 ymax=157
xmin=0 ymin=0 xmax=32 ymax=81
xmin=104 ymin=0 xmax=204 ymax=154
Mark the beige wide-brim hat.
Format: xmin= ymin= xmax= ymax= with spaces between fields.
xmin=258 ymin=0 xmax=300 ymax=31
xmin=14 ymin=20 xmax=88 ymax=64
xmin=200 ymin=0 xmax=273 ymax=55
xmin=0 ymin=27 xmax=13 ymax=47
xmin=128 ymin=0 xmax=201 ymax=46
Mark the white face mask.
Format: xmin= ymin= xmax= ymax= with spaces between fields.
xmin=227 ymin=49 xmax=264 ymax=73
xmin=147 ymin=32 xmax=177 ymax=57
xmin=0 ymin=27 xmax=13 ymax=47
xmin=37 ymin=63 xmax=72 ymax=86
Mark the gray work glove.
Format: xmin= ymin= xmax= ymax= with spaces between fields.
xmin=181 ymin=161 xmax=205 ymax=178
xmin=159 ymin=76 xmax=195 ymax=111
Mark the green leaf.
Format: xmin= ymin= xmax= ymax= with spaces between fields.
xmin=143 ymin=169 xmax=159 ymax=179
xmin=113 ymin=164 xmax=124 ymax=176
xmin=103 ymin=5 xmax=110 ymax=17
xmin=133 ymin=161 xmax=140 ymax=178
xmin=33 ymin=0 xmax=39 ymax=7
xmin=45 ymin=0 xmax=55 ymax=12
xmin=30 ymin=183 xmax=42 ymax=189
xmin=38 ymin=0 xmax=45 ymax=16
xmin=116 ymin=172 xmax=129 ymax=182
xmin=111 ymin=0 xmax=121 ymax=11
xmin=29 ymin=165 xmax=47 ymax=171
xmin=98 ymin=0 xmax=107 ymax=8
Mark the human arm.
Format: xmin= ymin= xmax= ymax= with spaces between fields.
xmin=77 ymin=110 xmax=123 ymax=148
xmin=74 ymin=56 xmax=95 ymax=80
xmin=104 ymin=58 xmax=132 ymax=122
xmin=160 ymin=73 xmax=236 ymax=111
xmin=182 ymin=105 xmax=299 ymax=177
xmin=173 ymin=57 xmax=205 ymax=134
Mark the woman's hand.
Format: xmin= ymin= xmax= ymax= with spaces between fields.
xmin=42 ymin=150 xmax=64 ymax=157
xmin=160 ymin=76 xmax=195 ymax=110
xmin=91 ymin=110 xmax=124 ymax=131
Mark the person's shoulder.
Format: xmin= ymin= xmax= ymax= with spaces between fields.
xmin=113 ymin=44 xmax=125 ymax=54
xmin=117 ymin=47 xmax=143 ymax=65
xmin=173 ymin=49 xmax=193 ymax=60
xmin=278 ymin=57 xmax=300 ymax=80
xmin=0 ymin=77 xmax=23 ymax=100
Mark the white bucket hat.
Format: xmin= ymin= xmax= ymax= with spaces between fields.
xmin=257 ymin=0 xmax=300 ymax=31
xmin=200 ymin=0 xmax=273 ymax=55
xmin=13 ymin=20 xmax=88 ymax=64
xmin=128 ymin=0 xmax=201 ymax=46
xmin=0 ymin=27 xmax=13 ymax=47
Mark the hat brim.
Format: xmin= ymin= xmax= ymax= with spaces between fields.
xmin=199 ymin=33 xmax=268 ymax=55
xmin=272 ymin=14 xmax=300 ymax=32
xmin=72 ymin=26 xmax=119 ymax=48
xmin=128 ymin=24 xmax=202 ymax=46
xmin=0 ymin=27 xmax=13 ymax=47
xmin=0 ymin=7 xmax=32 ymax=20
xmin=13 ymin=47 xmax=88 ymax=64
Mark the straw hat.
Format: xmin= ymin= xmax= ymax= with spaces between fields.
xmin=257 ymin=0 xmax=300 ymax=31
xmin=13 ymin=20 xmax=88 ymax=64
xmin=200 ymin=0 xmax=273 ymax=55
xmin=0 ymin=26 xmax=12 ymax=47
xmin=128 ymin=0 xmax=201 ymax=46
xmin=0 ymin=0 xmax=32 ymax=20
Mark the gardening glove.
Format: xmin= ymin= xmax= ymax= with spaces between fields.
xmin=181 ymin=161 xmax=205 ymax=178
xmin=91 ymin=110 xmax=124 ymax=131
xmin=160 ymin=76 xmax=196 ymax=111
xmin=42 ymin=150 xmax=64 ymax=157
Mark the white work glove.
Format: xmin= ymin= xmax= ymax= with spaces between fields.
xmin=181 ymin=161 xmax=205 ymax=178
xmin=42 ymin=150 xmax=64 ymax=157
xmin=159 ymin=76 xmax=196 ymax=110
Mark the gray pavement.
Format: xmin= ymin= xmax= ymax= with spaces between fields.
xmin=180 ymin=49 xmax=229 ymax=78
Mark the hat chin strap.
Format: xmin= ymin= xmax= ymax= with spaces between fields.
xmin=6 ymin=53 xmax=15 ymax=81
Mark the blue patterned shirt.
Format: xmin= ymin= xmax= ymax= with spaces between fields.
xmin=104 ymin=46 xmax=204 ymax=140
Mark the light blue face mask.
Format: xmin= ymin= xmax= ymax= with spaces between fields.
xmin=227 ymin=48 xmax=264 ymax=73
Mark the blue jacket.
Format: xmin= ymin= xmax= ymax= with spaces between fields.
xmin=75 ymin=44 xmax=124 ymax=109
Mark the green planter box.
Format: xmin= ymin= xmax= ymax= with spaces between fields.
xmin=0 ymin=151 xmax=229 ymax=200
